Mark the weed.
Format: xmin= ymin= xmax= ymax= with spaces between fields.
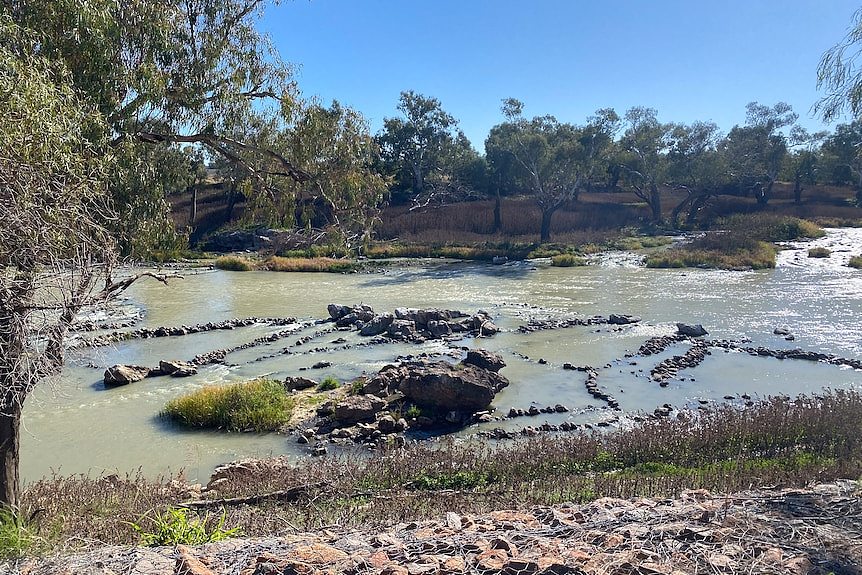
xmin=162 ymin=378 xmax=293 ymax=432
xmin=551 ymin=254 xmax=587 ymax=267
xmin=131 ymin=507 xmax=239 ymax=546
xmin=0 ymin=508 xmax=37 ymax=558
xmin=263 ymin=256 xmax=356 ymax=273
xmin=410 ymin=470 xmax=496 ymax=490
xmin=808 ymin=247 xmax=831 ymax=258
xmin=405 ymin=405 xmax=422 ymax=419
xmin=317 ymin=376 xmax=339 ymax=392
xmin=348 ymin=378 xmax=366 ymax=395
xmin=214 ymin=255 xmax=254 ymax=271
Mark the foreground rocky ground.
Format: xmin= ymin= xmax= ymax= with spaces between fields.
xmin=14 ymin=480 xmax=861 ymax=575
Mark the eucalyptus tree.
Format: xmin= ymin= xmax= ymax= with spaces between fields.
xmin=721 ymin=102 xmax=797 ymax=205
xmin=820 ymin=120 xmax=862 ymax=202
xmin=666 ymin=121 xmax=724 ymax=227
xmin=0 ymin=19 xmax=173 ymax=507
xmin=243 ymin=98 xmax=388 ymax=251
xmin=619 ymin=107 xmax=675 ymax=222
xmin=376 ymin=91 xmax=483 ymax=207
xmin=7 ymin=0 xmax=308 ymax=255
xmin=486 ymin=99 xmax=614 ymax=242
xmin=784 ymin=127 xmax=827 ymax=204
xmin=817 ymin=7 xmax=862 ymax=122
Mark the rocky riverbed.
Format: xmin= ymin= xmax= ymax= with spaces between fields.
xmin=13 ymin=480 xmax=861 ymax=575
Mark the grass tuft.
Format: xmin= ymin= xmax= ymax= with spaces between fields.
xmin=0 ymin=508 xmax=37 ymax=558
xmin=551 ymin=253 xmax=587 ymax=267
xmin=131 ymin=507 xmax=239 ymax=546
xmin=808 ymin=247 xmax=831 ymax=258
xmin=214 ymin=255 xmax=254 ymax=271
xmin=162 ymin=378 xmax=293 ymax=432
xmin=263 ymin=256 xmax=357 ymax=273
xmin=317 ymin=376 xmax=339 ymax=391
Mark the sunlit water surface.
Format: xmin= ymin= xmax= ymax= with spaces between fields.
xmin=20 ymin=228 xmax=862 ymax=483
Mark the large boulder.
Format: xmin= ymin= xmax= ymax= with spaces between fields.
xmin=284 ymin=376 xmax=318 ymax=391
xmin=333 ymin=395 xmax=387 ymax=424
xmin=158 ymin=360 xmax=197 ymax=377
xmin=426 ymin=320 xmax=452 ymax=338
xmin=676 ymin=323 xmax=708 ymax=337
xmin=327 ymin=304 xmax=353 ymax=320
xmin=463 ymin=349 xmax=506 ymax=372
xmin=104 ymin=364 xmax=151 ymax=386
xmin=373 ymin=360 xmax=509 ymax=413
xmin=360 ymin=313 xmax=394 ymax=336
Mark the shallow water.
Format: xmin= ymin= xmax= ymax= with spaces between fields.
xmin=20 ymin=228 xmax=862 ymax=483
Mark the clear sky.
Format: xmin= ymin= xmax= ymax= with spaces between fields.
xmin=260 ymin=1 xmax=861 ymax=148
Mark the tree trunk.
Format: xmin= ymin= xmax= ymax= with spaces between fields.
xmin=188 ymin=185 xmax=198 ymax=227
xmin=540 ymin=207 xmax=555 ymax=243
xmin=492 ymin=189 xmax=502 ymax=233
xmin=649 ymin=184 xmax=662 ymax=222
xmin=0 ymin=403 xmax=21 ymax=508
xmin=794 ymin=175 xmax=803 ymax=204
xmin=670 ymin=195 xmax=693 ymax=229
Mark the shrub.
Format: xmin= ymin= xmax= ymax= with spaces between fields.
xmin=348 ymin=378 xmax=366 ymax=395
xmin=162 ymin=379 xmax=293 ymax=432
xmin=214 ymin=255 xmax=254 ymax=271
xmin=807 ymin=247 xmax=831 ymax=258
xmin=849 ymin=255 xmax=862 ymax=269
xmin=720 ymin=214 xmax=824 ymax=241
xmin=317 ymin=376 xmax=339 ymax=391
xmin=0 ymin=508 xmax=37 ymax=558
xmin=551 ymin=254 xmax=586 ymax=267
xmin=405 ymin=405 xmax=422 ymax=419
xmin=645 ymin=232 xmax=776 ymax=270
xmin=132 ymin=507 xmax=239 ymax=546
xmin=263 ymin=256 xmax=356 ymax=273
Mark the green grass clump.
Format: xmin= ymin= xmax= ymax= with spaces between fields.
xmin=163 ymin=378 xmax=293 ymax=432
xmin=808 ymin=247 xmax=831 ymax=258
xmin=410 ymin=470 xmax=495 ymax=491
xmin=0 ymin=508 xmax=37 ymax=558
xmin=551 ymin=253 xmax=587 ymax=267
xmin=720 ymin=213 xmax=825 ymax=241
xmin=132 ymin=508 xmax=239 ymax=546
xmin=849 ymin=255 xmax=862 ymax=269
xmin=317 ymin=376 xmax=339 ymax=391
xmin=611 ymin=236 xmax=674 ymax=251
xmin=214 ymin=255 xmax=254 ymax=271
xmin=263 ymin=256 xmax=356 ymax=273
xmin=646 ymin=233 xmax=776 ymax=270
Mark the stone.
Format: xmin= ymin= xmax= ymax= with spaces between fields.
xmin=157 ymin=360 xmax=197 ymax=377
xmin=370 ymin=360 xmax=509 ymax=413
xmin=103 ymin=364 xmax=150 ymax=386
xmin=676 ymin=323 xmax=708 ymax=337
xmin=284 ymin=376 xmax=318 ymax=391
xmin=388 ymin=319 xmax=418 ymax=340
xmin=377 ymin=414 xmax=398 ymax=434
xmin=445 ymin=511 xmax=462 ymax=530
xmin=426 ymin=320 xmax=452 ymax=338
xmin=609 ymin=314 xmax=641 ymax=325
xmin=360 ymin=313 xmax=394 ymax=336
xmin=333 ymin=395 xmax=387 ymax=424
xmin=463 ymin=349 xmax=506 ymax=372
xmin=312 ymin=361 xmax=332 ymax=369
xmin=327 ymin=303 xmax=353 ymax=320
xmin=311 ymin=445 xmax=327 ymax=456
xmin=175 ymin=545 xmax=215 ymax=575
xmin=773 ymin=326 xmax=792 ymax=335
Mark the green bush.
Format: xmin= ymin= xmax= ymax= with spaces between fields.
xmin=849 ymin=255 xmax=862 ymax=269
xmin=807 ymin=247 xmax=831 ymax=258
xmin=214 ymin=255 xmax=254 ymax=271
xmin=162 ymin=378 xmax=293 ymax=432
xmin=0 ymin=508 xmax=37 ymax=558
xmin=720 ymin=214 xmax=824 ymax=241
xmin=646 ymin=232 xmax=776 ymax=270
xmin=551 ymin=254 xmax=586 ymax=267
xmin=132 ymin=507 xmax=239 ymax=546
xmin=317 ymin=376 xmax=339 ymax=391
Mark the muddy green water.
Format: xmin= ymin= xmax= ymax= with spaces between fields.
xmin=20 ymin=229 xmax=862 ymax=483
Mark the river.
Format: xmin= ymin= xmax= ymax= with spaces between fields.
xmin=20 ymin=228 xmax=862 ymax=484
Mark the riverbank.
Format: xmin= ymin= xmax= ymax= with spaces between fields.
xmin=12 ymin=479 xmax=861 ymax=574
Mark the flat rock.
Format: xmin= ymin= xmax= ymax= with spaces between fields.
xmin=103 ymin=364 xmax=150 ymax=386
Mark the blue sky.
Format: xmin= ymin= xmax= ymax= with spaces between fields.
xmin=261 ymin=1 xmax=861 ymax=148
